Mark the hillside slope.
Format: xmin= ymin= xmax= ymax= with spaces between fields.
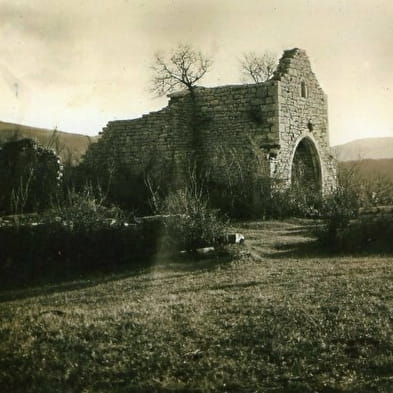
xmin=333 ymin=137 xmax=393 ymax=161
xmin=0 ymin=120 xmax=97 ymax=164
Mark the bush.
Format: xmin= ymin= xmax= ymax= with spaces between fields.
xmin=317 ymin=183 xmax=359 ymax=248
xmin=315 ymin=166 xmax=393 ymax=253
xmin=159 ymin=186 xmax=227 ymax=252
xmin=327 ymin=215 xmax=393 ymax=253
xmin=0 ymin=138 xmax=61 ymax=214
xmin=206 ymin=177 xmax=271 ymax=219
xmin=266 ymin=183 xmax=324 ymax=219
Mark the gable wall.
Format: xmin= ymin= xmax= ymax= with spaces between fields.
xmin=273 ymin=49 xmax=337 ymax=192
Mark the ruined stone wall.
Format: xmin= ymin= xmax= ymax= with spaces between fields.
xmin=85 ymin=82 xmax=281 ymax=185
xmin=83 ymin=48 xmax=337 ymax=207
xmin=83 ymin=93 xmax=195 ymax=182
xmin=192 ymin=82 xmax=279 ymax=182
xmin=272 ymin=48 xmax=337 ymax=193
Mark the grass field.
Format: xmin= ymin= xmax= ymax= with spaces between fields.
xmin=1 ymin=220 xmax=392 ymax=392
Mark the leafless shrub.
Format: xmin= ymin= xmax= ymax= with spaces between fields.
xmin=240 ymin=51 xmax=277 ymax=83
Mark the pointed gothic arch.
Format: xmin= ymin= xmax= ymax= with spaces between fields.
xmin=290 ymin=136 xmax=322 ymax=193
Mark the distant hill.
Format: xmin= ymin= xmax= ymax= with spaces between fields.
xmin=0 ymin=120 xmax=97 ymax=164
xmin=333 ymin=137 xmax=393 ymax=161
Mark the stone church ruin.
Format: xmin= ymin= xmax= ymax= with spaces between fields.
xmin=84 ymin=48 xmax=337 ymax=210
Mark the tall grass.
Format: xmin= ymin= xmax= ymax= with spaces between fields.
xmin=159 ymin=187 xmax=226 ymax=252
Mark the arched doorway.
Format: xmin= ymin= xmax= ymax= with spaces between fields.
xmin=291 ymin=137 xmax=322 ymax=193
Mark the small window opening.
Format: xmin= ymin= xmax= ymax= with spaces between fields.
xmin=301 ymin=81 xmax=308 ymax=98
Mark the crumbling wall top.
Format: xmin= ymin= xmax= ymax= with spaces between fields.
xmin=273 ymin=48 xmax=319 ymax=84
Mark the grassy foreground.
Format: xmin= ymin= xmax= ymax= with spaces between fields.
xmin=0 ymin=220 xmax=392 ymax=392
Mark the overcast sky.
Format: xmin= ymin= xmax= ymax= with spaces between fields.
xmin=1 ymin=0 xmax=392 ymax=145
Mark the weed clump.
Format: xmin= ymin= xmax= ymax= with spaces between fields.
xmin=159 ymin=186 xmax=227 ymax=253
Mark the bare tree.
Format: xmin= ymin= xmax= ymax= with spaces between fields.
xmin=240 ymin=51 xmax=277 ymax=84
xmin=150 ymin=43 xmax=213 ymax=96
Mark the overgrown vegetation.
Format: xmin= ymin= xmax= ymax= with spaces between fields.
xmin=0 ymin=154 xmax=228 ymax=286
xmin=1 ymin=132 xmax=393 ymax=287
xmin=158 ymin=186 xmax=226 ymax=253
xmin=0 ymin=138 xmax=61 ymax=215
xmin=52 ymin=186 xmax=129 ymax=229
xmin=328 ymin=214 xmax=393 ymax=253
xmin=316 ymin=164 xmax=393 ymax=253
xmin=0 ymin=188 xmax=160 ymax=287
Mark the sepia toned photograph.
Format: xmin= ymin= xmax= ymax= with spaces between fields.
xmin=0 ymin=1 xmax=392 ymax=392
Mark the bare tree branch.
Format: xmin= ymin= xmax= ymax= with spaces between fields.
xmin=240 ymin=51 xmax=277 ymax=84
xmin=150 ymin=43 xmax=213 ymax=96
